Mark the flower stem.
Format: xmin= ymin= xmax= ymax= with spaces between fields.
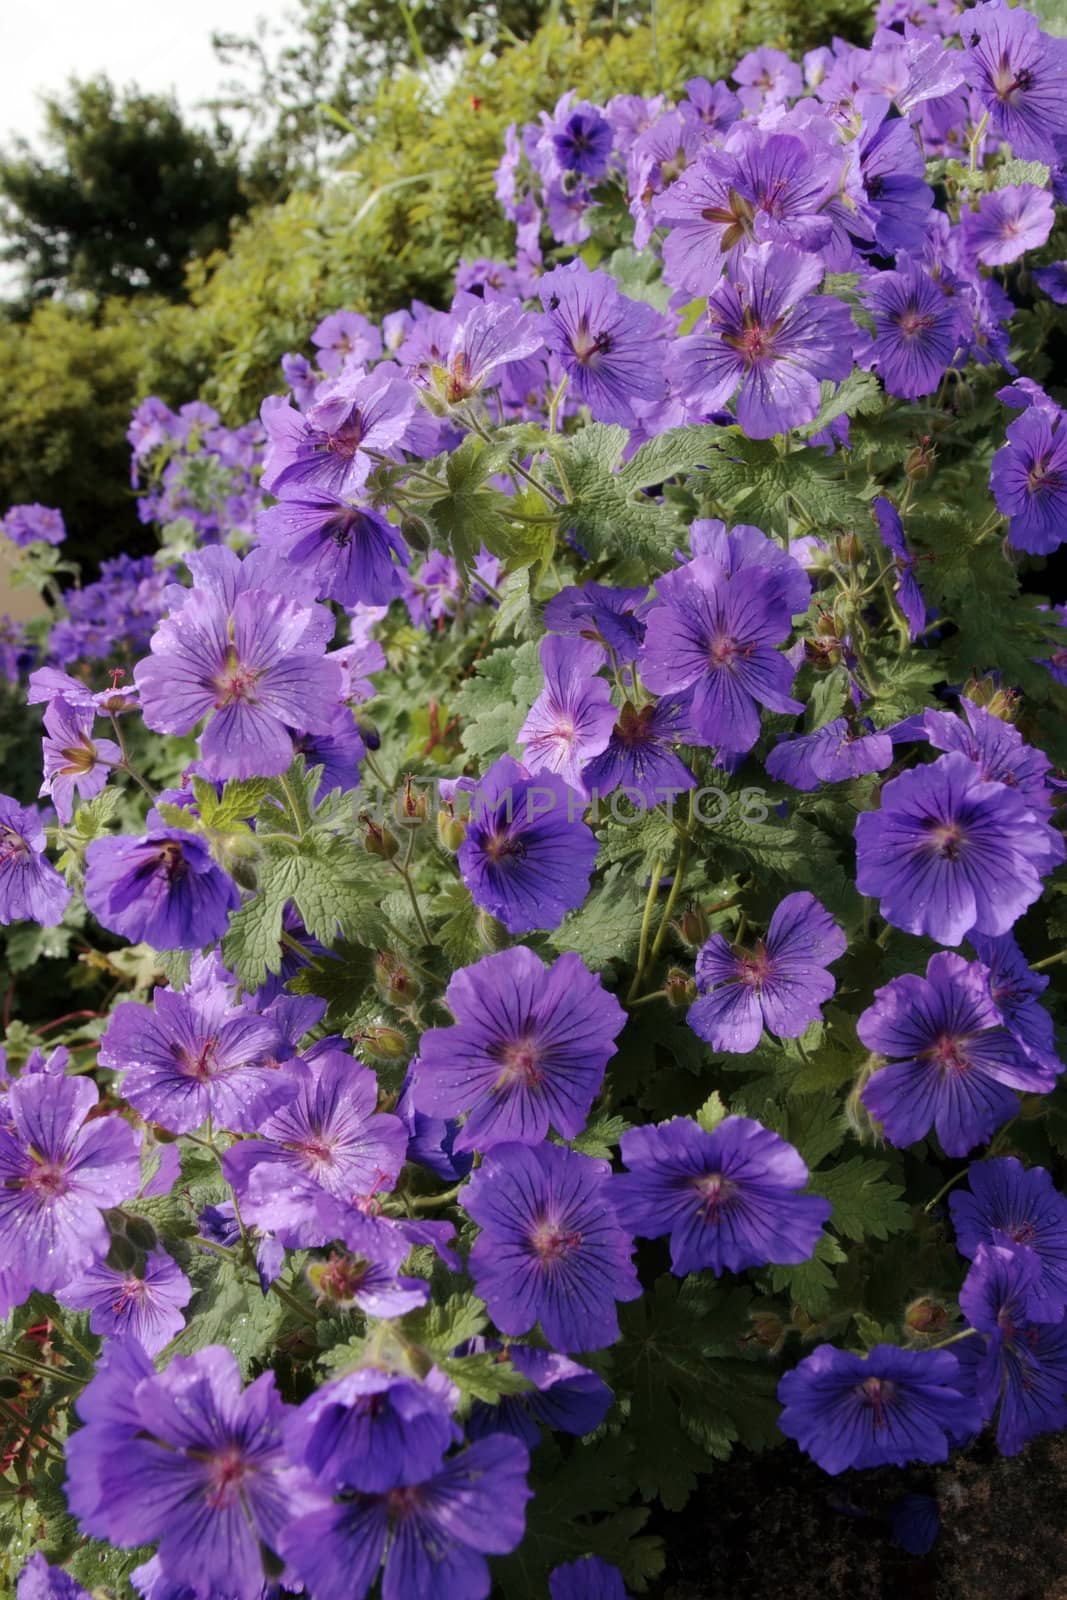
xmin=627 ymin=858 xmax=665 ymax=1001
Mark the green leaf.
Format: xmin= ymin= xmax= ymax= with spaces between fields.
xmin=695 ymin=1090 xmax=728 ymax=1132
xmin=551 ymin=862 xmax=646 ymax=969
xmin=557 ymin=425 xmax=684 ymax=567
xmin=811 ymin=1156 xmax=911 ymax=1242
xmin=767 ymin=1233 xmax=847 ymax=1317
xmin=617 ymin=424 xmax=725 ymax=492
xmin=570 ymin=1112 xmax=631 ymax=1157
xmin=400 ymin=1291 xmax=489 ymax=1360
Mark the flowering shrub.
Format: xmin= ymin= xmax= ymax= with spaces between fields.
xmin=2 ymin=2 xmax=1067 ymax=1594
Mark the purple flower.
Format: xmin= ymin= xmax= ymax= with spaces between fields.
xmin=961 ymin=0 xmax=1067 ymax=165
xmin=777 ymin=1343 xmax=980 ymax=1474
xmin=550 ymin=97 xmax=613 ymax=176
xmin=1034 ymin=262 xmax=1067 ymax=303
xmin=58 ymin=1247 xmax=192 ymax=1354
xmin=955 ymin=1242 xmax=1067 ymax=1455
xmin=306 ymin=1240 xmax=430 ymax=1316
xmin=614 ymin=1114 xmax=830 ymax=1276
xmin=284 ymin=1366 xmax=459 ymax=1493
xmin=0 ymin=1074 xmax=140 ymax=1308
xmin=222 ymin=1051 xmax=408 ymax=1245
xmin=84 ymin=827 xmax=239 ymax=950
xmin=542 ymin=582 xmax=649 ymax=663
xmin=858 ymin=951 xmax=1055 ymax=1157
xmin=890 ymin=1494 xmax=941 ymax=1557
xmin=668 ymin=244 xmax=853 ymax=438
xmin=311 ymin=309 xmax=382 ymax=374
xmin=39 ymin=696 xmax=122 ymax=824
xmin=858 ymin=107 xmax=934 ymax=255
xmin=0 ymin=793 xmax=71 ymax=926
xmin=437 ymin=297 xmax=546 ymax=404
xmin=136 ymin=586 xmax=342 ymax=780
xmin=990 ymin=403 xmax=1067 ymax=555
xmin=16 ymin=1556 xmax=89 ymax=1600
xmin=861 ymin=260 xmax=963 ymax=400
xmin=949 ymin=1157 xmax=1067 ymax=1321
xmin=962 ymin=184 xmax=1054 ymax=266
xmin=463 ymin=1339 xmax=612 ymax=1447
xmin=3 ymin=503 xmax=65 ymax=547
xmin=854 ymin=751 xmax=1060 ymax=945
xmin=66 ymin=1345 xmax=310 ymax=1600
xmin=260 ymin=367 xmax=416 ymax=499
xmin=688 ymin=892 xmax=846 ymax=1053
xmin=688 ymin=519 xmax=811 ymax=619
xmin=99 ymin=982 xmax=293 ymax=1135
xmin=582 ymin=695 xmax=697 ymax=809
xmin=278 ymin=1435 xmax=531 ymax=1600
xmin=517 ymin=636 xmax=616 ymax=793
xmin=538 ymin=261 xmax=667 ymax=425
xmin=465 ymin=1142 xmax=641 ymax=1352
xmin=873 ymin=496 xmax=927 ymax=640
xmin=550 ymin=1557 xmax=629 ymax=1600
xmin=413 ymin=947 xmax=625 ymax=1150
xmin=969 ymin=932 xmax=1062 ymax=1079
xmin=733 ymin=45 xmax=803 ymax=108
xmin=765 ymin=719 xmax=894 ymax=791
xmin=457 ymin=755 xmax=599 ymax=934
xmin=255 ymin=495 xmax=408 ymax=606
xmin=639 ymin=558 xmax=802 ymax=752
xmin=198 ymin=1201 xmax=283 ymax=1294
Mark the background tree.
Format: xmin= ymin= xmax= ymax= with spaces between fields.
xmin=0 ymin=77 xmax=252 ymax=305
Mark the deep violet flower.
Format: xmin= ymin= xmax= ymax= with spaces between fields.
xmin=962 ymin=184 xmax=1054 ymax=266
xmin=688 ymin=892 xmax=846 ymax=1053
xmin=260 ymin=368 xmax=416 ymax=499
xmin=0 ymin=793 xmax=71 ymax=926
xmin=462 ymin=1339 xmax=612 ymax=1447
xmin=873 ymin=496 xmax=927 ymax=640
xmin=542 ymin=582 xmax=649 ymax=664
xmin=222 ymin=1051 xmax=408 ymax=1244
xmin=581 ymin=695 xmax=697 ymax=808
xmin=3 ymin=504 xmax=65 ymax=547
xmin=614 ymin=1115 xmax=830 ymax=1276
xmin=278 ymin=1435 xmax=532 ymax=1600
xmin=969 ymin=932 xmax=1062 ymax=1079
xmin=413 ymin=946 xmax=625 ymax=1150
xmin=854 ymin=751 xmax=1061 ymax=945
xmin=550 ymin=97 xmax=614 ymax=176
xmin=66 ymin=1345 xmax=312 ymax=1600
xmin=639 ymin=559 xmax=802 ymax=752
xmin=83 ymin=827 xmax=239 ymax=950
xmin=57 ymin=1248 xmax=192 ymax=1355
xmin=777 ymin=1343 xmax=980 ymax=1474
xmin=961 ymin=0 xmax=1067 ymax=165
xmin=538 ymin=261 xmax=667 ymax=425
xmin=990 ymin=403 xmax=1067 ymax=555
xmin=39 ymin=697 xmax=121 ymax=823
xmin=16 ymin=1556 xmax=89 ymax=1600
xmin=255 ymin=495 xmax=409 ymax=606
xmin=861 ymin=261 xmax=963 ymax=400
xmin=284 ymin=1366 xmax=460 ymax=1493
xmin=955 ymin=1242 xmax=1067 ymax=1455
xmin=949 ymin=1157 xmax=1067 ymax=1321
xmin=517 ymin=636 xmax=616 ymax=793
xmin=98 ymin=982 xmax=293 ymax=1136
xmin=550 ymin=1557 xmax=630 ymax=1599
xmin=890 ymin=1494 xmax=941 ymax=1557
xmin=456 ymin=755 xmax=599 ymax=934
xmin=921 ymin=699 xmax=1053 ymax=817
xmin=0 ymin=1074 xmax=140 ymax=1311
xmin=135 ymin=586 xmax=343 ymax=780
xmin=765 ymin=719 xmax=894 ymax=791
xmin=688 ymin=519 xmax=811 ymax=619
xmin=668 ymin=243 xmax=854 ymax=438
xmin=858 ymin=951 xmax=1056 ymax=1157
xmin=464 ymin=1142 xmax=641 ymax=1352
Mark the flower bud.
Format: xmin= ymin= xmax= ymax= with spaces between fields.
xmin=905 ymin=1296 xmax=949 ymax=1338
xmin=352 ymin=708 xmax=381 ymax=751
xmin=665 ymin=968 xmax=698 ymax=1007
xmin=395 ymin=775 xmax=429 ymax=828
xmin=675 ymin=901 xmax=710 ymax=948
xmin=437 ymin=809 xmax=467 ymax=853
xmin=374 ymin=952 xmax=420 ymax=1007
xmin=745 ymin=1311 xmax=786 ymax=1352
xmin=106 ymin=1233 xmax=139 ymax=1272
xmin=904 ymin=436 xmax=937 ymax=481
xmin=356 ymin=1025 xmax=410 ymax=1063
xmin=835 ymin=532 xmax=863 ymax=565
xmin=477 ymin=909 xmax=511 ymax=952
xmin=361 ymin=813 xmax=399 ymax=860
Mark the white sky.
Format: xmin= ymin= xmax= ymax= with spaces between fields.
xmin=0 ymin=0 xmax=292 ymax=148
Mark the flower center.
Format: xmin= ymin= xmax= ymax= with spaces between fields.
xmin=737 ymin=943 xmax=774 ymax=989
xmin=213 ymin=646 xmax=262 ymax=707
xmin=324 ymin=411 xmax=366 ymax=459
xmin=925 ymin=1032 xmax=972 ymax=1075
xmin=723 ymin=310 xmax=777 ymax=366
xmin=178 ymin=1036 xmax=222 ymax=1081
xmin=0 ymin=827 xmax=29 ymax=869
xmin=1026 ymin=456 xmax=1064 ymax=498
xmin=894 ymin=307 xmax=937 ymax=341
xmin=693 ymin=1171 xmax=735 ymax=1218
xmin=707 ymin=632 xmax=739 ymax=667
xmin=483 ymin=826 xmax=526 ymax=864
xmin=290 ymin=1133 xmax=338 ymax=1169
xmin=857 ymin=1375 xmax=896 ymax=1427
xmin=570 ymin=316 xmax=614 ymax=367
xmin=113 ymin=1277 xmax=148 ymax=1314
xmin=701 ymin=189 xmax=754 ymax=252
xmin=21 ymin=1158 xmax=69 ymax=1199
xmin=925 ymin=819 xmax=964 ymax=860
xmin=205 ymin=1445 xmax=249 ymax=1509
xmin=494 ymin=1035 xmax=544 ymax=1088
xmin=529 ymin=1218 xmax=581 ymax=1262
xmin=57 ymin=740 xmax=98 ymax=776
